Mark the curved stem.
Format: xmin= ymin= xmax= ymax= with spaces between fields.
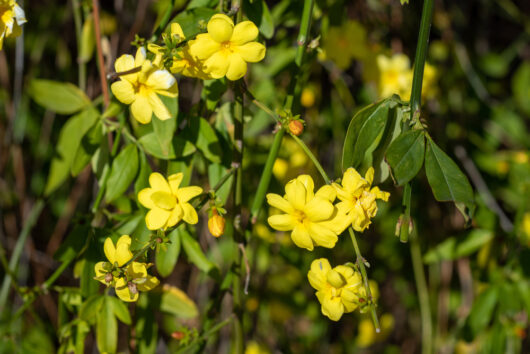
xmin=290 ymin=134 xmax=330 ymax=184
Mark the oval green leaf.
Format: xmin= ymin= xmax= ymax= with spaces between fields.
xmin=96 ymin=296 xmax=118 ymax=354
xmin=386 ymin=129 xmax=426 ymax=186
xmin=181 ymin=230 xmax=216 ymax=273
xmin=152 ymin=95 xmax=178 ymax=157
xmin=105 ymin=144 xmax=139 ymax=203
xmin=139 ymin=132 xmax=196 ymax=160
xmin=29 ymin=79 xmax=90 ymax=114
xmin=156 ymin=227 xmax=182 ymax=277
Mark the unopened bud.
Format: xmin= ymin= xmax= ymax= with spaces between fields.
xmin=288 ymin=120 xmax=304 ymax=136
xmin=208 ymin=213 xmax=225 ymax=238
xmin=105 ymin=273 xmax=113 ymax=284
xmin=171 ymin=331 xmax=185 ymax=340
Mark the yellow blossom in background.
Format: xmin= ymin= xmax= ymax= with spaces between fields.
xmin=148 ymin=23 xmax=211 ymax=79
xmin=245 ymin=341 xmax=270 ymax=354
xmin=267 ymin=175 xmax=350 ymax=251
xmin=307 ymin=258 xmax=363 ymax=321
xmin=188 ymin=14 xmax=266 ymax=80
xmin=138 ymin=172 xmax=203 ymax=230
xmin=355 ymin=313 xmax=394 ymax=348
xmin=333 ymin=167 xmax=390 ymax=232
xmin=377 ymin=54 xmax=411 ymax=99
xmin=111 ymin=47 xmax=178 ymax=124
xmin=322 ymin=20 xmax=369 ymax=69
xmin=0 ymin=0 xmax=26 ymax=50
xmin=522 ymin=212 xmax=530 ymax=246
xmin=94 ymin=235 xmax=159 ymax=302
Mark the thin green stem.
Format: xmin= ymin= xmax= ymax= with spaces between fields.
xmin=153 ymin=0 xmax=176 ymax=39
xmin=0 ymin=199 xmax=45 ymax=313
xmin=411 ymin=231 xmax=432 ymax=354
xmin=123 ymin=239 xmax=159 ymax=268
xmin=348 ymin=228 xmax=380 ymax=332
xmin=250 ymin=128 xmax=285 ymax=222
xmin=290 ymin=134 xmax=330 ymax=184
xmin=407 ymin=0 xmax=435 ymax=127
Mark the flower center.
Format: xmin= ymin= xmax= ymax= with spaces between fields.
xmin=293 ymin=210 xmax=307 ymax=223
xmin=151 ymin=191 xmax=177 ymax=210
xmin=221 ymin=41 xmax=233 ymax=52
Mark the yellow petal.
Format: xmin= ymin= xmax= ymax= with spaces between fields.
xmin=268 ymin=214 xmax=297 ymax=231
xmin=137 ymin=275 xmax=160 ymax=292
xmin=322 ymin=295 xmax=344 ymax=321
xmin=207 ymin=14 xmax=234 ymax=43
xmin=188 ymin=34 xmax=221 ymax=60
xmin=94 ymin=262 xmax=108 ymax=284
xmin=135 ymin=47 xmax=147 ymax=67
xmin=131 ymin=95 xmax=153 ymax=124
xmin=149 ymin=172 xmax=171 ymax=193
xmin=127 ymin=261 xmax=147 ymax=279
xmin=115 ymin=241 xmax=133 ymax=267
xmin=148 ymin=92 xmax=171 ymax=120
xmin=304 ymin=197 xmax=334 ymax=222
xmin=145 ymin=207 xmax=171 ymax=230
xmin=151 ymin=191 xmax=176 ymax=209
xmin=115 ymin=54 xmax=135 ymax=74
xmin=166 ymin=205 xmax=183 ymax=228
xmin=266 ymin=193 xmax=294 ymax=214
xmin=115 ymin=278 xmax=138 ymax=302
xmin=116 ymin=235 xmax=132 ymax=249
xmin=364 ymin=167 xmax=374 ymax=185
xmin=308 ymin=258 xmax=331 ymax=290
xmin=203 ymin=51 xmax=230 ymax=79
xmin=315 ymin=185 xmax=336 ymax=202
xmin=333 ymin=183 xmax=351 ymax=202
xmin=285 ymin=179 xmax=306 ymax=210
xmin=236 ymin=42 xmax=266 ymax=62
xmin=138 ymin=188 xmax=155 ymax=209
xmin=168 ymin=173 xmax=183 ymax=195
xmin=306 ymin=222 xmax=338 ymax=248
xmin=170 ymin=22 xmax=185 ymax=40
xmin=291 ymin=224 xmax=314 ymax=251
xmin=181 ymin=203 xmax=199 ymax=225
xmin=146 ymin=70 xmax=176 ymax=90
xmin=370 ymin=186 xmax=390 ymax=201
xmin=176 ymin=186 xmax=203 ymax=203
xmin=225 ymin=54 xmax=247 ymax=81
xmin=230 ymin=21 xmax=259 ymax=45
xmin=297 ymin=175 xmax=315 ymax=200
xmin=111 ymin=80 xmax=135 ymax=104
xmin=103 ymin=237 xmax=116 ymax=264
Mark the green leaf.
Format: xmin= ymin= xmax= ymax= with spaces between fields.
xmin=71 ymin=120 xmax=103 ymax=176
xmin=108 ymin=296 xmax=132 ymax=325
xmin=424 ymin=136 xmax=475 ymax=222
xmin=181 ymin=230 xmax=216 ymax=273
xmin=151 ymin=96 xmax=178 ymax=157
xmin=96 ymin=297 xmax=118 ymax=354
xmin=183 ymin=118 xmax=222 ymax=163
xmin=134 ymin=152 xmax=152 ymax=196
xmin=208 ymin=163 xmax=233 ymax=204
xmin=53 ymin=225 xmax=90 ymax=263
xmin=135 ymin=295 xmax=157 ymax=354
xmin=468 ymin=287 xmax=498 ymax=336
xmin=158 ymin=285 xmax=198 ymax=318
xmin=424 ymin=229 xmax=494 ymax=264
xmin=79 ymin=294 xmax=104 ymax=324
xmin=29 ymin=79 xmax=90 ymax=114
xmin=243 ymin=0 xmax=275 ymax=38
xmin=105 ymin=144 xmax=139 ymax=203
xmin=139 ymin=132 xmax=196 ymax=160
xmin=44 ymin=108 xmax=99 ymax=195
xmin=170 ymin=7 xmax=217 ymax=37
xmin=156 ymin=227 xmax=181 ymax=277
xmin=386 ymin=130 xmax=426 ymax=186
xmin=512 ymin=61 xmax=530 ymax=115
xmin=371 ymin=106 xmax=402 ymax=183
xmin=342 ymin=98 xmax=394 ymax=171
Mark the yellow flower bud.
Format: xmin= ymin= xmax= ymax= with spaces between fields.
xmin=288 ymin=120 xmax=304 ymax=136
xmin=326 ymin=269 xmax=346 ymax=288
xmin=208 ymin=213 xmax=225 ymax=237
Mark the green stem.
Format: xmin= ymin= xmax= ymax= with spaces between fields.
xmin=411 ymin=231 xmax=432 ymax=354
xmin=153 ymin=0 xmax=176 ymax=38
xmin=123 ymin=239 xmax=158 ymax=268
xmin=348 ymin=228 xmax=380 ymax=332
xmin=407 ymin=0 xmax=434 ymax=129
xmin=250 ymin=129 xmax=285 ymax=222
xmin=0 ymin=199 xmax=45 ymax=312
xmin=71 ymin=0 xmax=87 ymax=91
xmin=290 ymin=134 xmax=330 ymax=184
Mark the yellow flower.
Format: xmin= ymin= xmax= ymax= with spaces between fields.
xmin=188 ymin=14 xmax=266 ymax=81
xmin=355 ymin=313 xmax=394 ymax=348
xmin=114 ymin=262 xmax=159 ymax=302
xmin=0 ymin=0 xmax=26 ymax=50
xmin=307 ymin=258 xmax=363 ymax=321
xmin=148 ymin=23 xmax=211 ymax=79
xmin=333 ymin=167 xmax=390 ymax=232
xmin=110 ymin=47 xmax=178 ymax=124
xmin=377 ymin=53 xmax=411 ymax=99
xmin=267 ymin=175 xmax=350 ymax=251
xmin=138 ymin=172 xmax=203 ymax=230
xmin=245 ymin=341 xmax=270 ymax=354
xmin=522 ymin=213 xmax=530 ymax=245
xmin=100 ymin=235 xmax=133 ymax=268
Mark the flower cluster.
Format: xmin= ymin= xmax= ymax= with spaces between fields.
xmin=138 ymin=172 xmax=203 ymax=231
xmin=94 ymin=235 xmax=159 ymax=302
xmin=308 ymin=258 xmax=371 ymax=321
xmin=111 ymin=14 xmax=265 ymax=124
xmin=0 ymin=0 xmax=26 ymax=50
xmin=377 ymin=53 xmax=437 ymax=100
